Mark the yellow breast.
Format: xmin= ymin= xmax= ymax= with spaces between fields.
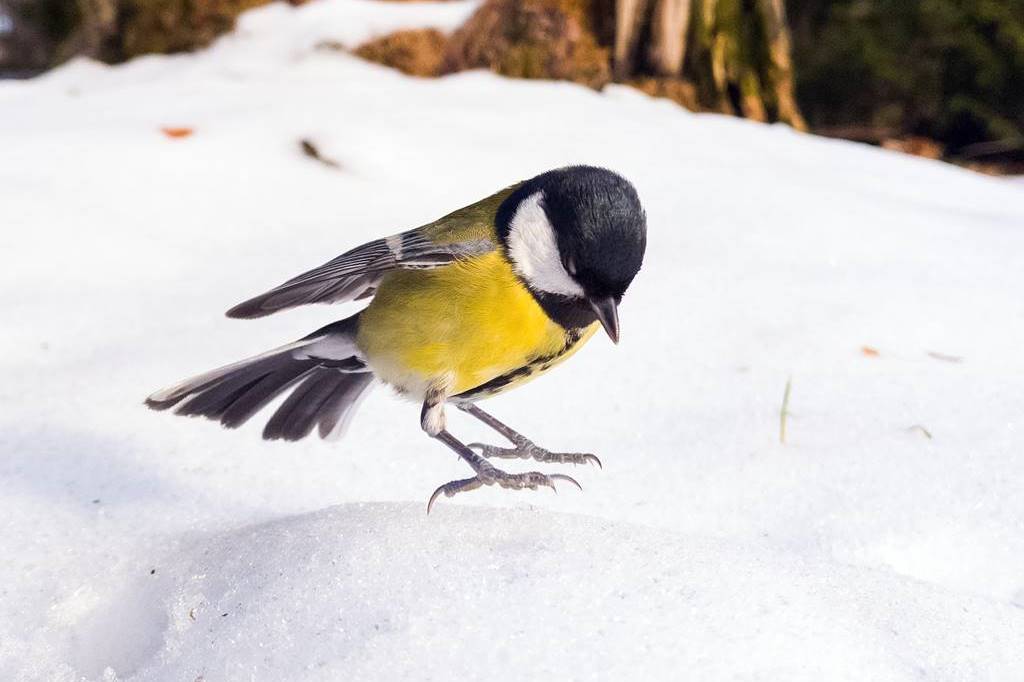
xmin=356 ymin=251 xmax=596 ymax=397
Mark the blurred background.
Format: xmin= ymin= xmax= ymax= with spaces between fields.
xmin=1 ymin=0 xmax=1022 ymax=174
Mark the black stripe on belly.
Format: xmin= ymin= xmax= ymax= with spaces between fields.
xmin=456 ymin=328 xmax=585 ymax=399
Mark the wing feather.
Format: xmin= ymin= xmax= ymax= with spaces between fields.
xmin=226 ymin=187 xmax=514 ymax=319
xmin=226 ymin=228 xmax=494 ymax=319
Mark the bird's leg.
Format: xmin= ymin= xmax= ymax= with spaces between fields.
xmin=454 ymin=402 xmax=602 ymax=468
xmin=421 ymin=391 xmax=580 ymax=513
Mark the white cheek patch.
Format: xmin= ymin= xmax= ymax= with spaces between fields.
xmin=506 ymin=192 xmax=585 ymax=297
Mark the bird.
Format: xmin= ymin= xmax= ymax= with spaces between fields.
xmin=146 ymin=165 xmax=647 ymax=511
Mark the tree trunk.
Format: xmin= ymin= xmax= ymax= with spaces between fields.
xmin=754 ymin=0 xmax=806 ymax=129
xmin=613 ymin=0 xmax=649 ymax=80
xmin=648 ymin=0 xmax=691 ymax=77
xmin=611 ymin=0 xmax=806 ymax=129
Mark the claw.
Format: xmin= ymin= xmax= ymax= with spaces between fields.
xmin=525 ymin=471 xmax=557 ymax=492
xmin=426 ymin=486 xmax=444 ymax=515
xmin=584 ymin=454 xmax=603 ymax=469
xmin=549 ymin=473 xmax=583 ymax=491
xmin=426 ymin=476 xmax=483 ymax=514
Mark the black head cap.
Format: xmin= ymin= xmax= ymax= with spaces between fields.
xmin=497 ymin=166 xmax=647 ymax=339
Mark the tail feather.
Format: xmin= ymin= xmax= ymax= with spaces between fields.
xmin=262 ymin=371 xmax=370 ymax=442
xmin=317 ymin=373 xmax=373 ymax=439
xmin=146 ymin=318 xmax=373 ymax=441
xmin=176 ymin=367 xmax=291 ymax=420
xmin=263 ymin=372 xmax=336 ymax=441
xmin=144 ymin=338 xmax=309 ymax=409
xmin=219 ymin=369 xmax=313 ymax=429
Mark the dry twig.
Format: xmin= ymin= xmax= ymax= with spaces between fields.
xmin=300 ymin=138 xmax=341 ymax=169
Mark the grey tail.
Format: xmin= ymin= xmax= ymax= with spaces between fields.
xmin=145 ymin=317 xmax=374 ymax=442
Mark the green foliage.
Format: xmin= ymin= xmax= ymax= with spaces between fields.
xmin=789 ymin=0 xmax=1024 ymax=157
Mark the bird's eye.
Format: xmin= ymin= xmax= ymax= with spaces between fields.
xmin=564 ymin=257 xmax=577 ymax=276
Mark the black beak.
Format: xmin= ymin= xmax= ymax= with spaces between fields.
xmin=589 ymin=296 xmax=620 ymax=344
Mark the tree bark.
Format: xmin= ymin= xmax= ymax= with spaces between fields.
xmin=613 ymin=0 xmax=649 ymax=79
xmin=754 ymin=0 xmax=806 ymax=130
xmin=610 ymin=0 xmax=805 ymax=128
xmin=647 ymin=0 xmax=691 ymax=76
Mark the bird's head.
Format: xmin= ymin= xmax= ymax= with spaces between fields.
xmin=496 ymin=166 xmax=647 ymax=342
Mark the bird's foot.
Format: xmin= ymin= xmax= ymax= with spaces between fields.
xmin=426 ymin=463 xmax=581 ymax=514
xmin=467 ymin=436 xmax=602 ymax=469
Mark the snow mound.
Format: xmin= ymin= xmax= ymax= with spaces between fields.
xmin=74 ymin=504 xmax=1024 ymax=681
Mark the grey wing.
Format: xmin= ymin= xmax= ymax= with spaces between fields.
xmin=226 ymin=228 xmax=494 ymax=319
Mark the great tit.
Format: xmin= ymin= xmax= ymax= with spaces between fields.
xmin=146 ymin=165 xmax=647 ymax=511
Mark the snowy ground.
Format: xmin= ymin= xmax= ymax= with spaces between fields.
xmin=3 ymin=1 xmax=1024 ymax=679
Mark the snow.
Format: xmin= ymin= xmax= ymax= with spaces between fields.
xmin=2 ymin=1 xmax=1024 ymax=680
